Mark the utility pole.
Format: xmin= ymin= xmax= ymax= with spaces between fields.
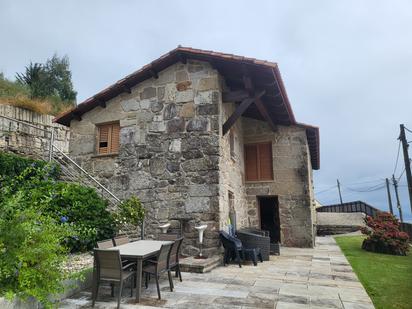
xmin=392 ymin=174 xmax=404 ymax=222
xmin=385 ymin=178 xmax=394 ymax=214
xmin=337 ymin=179 xmax=343 ymax=205
xmin=399 ymin=124 xmax=412 ymax=212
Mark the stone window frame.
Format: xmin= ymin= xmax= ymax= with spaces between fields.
xmin=95 ymin=121 xmax=120 ymax=156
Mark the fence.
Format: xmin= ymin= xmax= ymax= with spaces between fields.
xmin=317 ymin=200 xmax=412 ymax=239
xmin=317 ymin=201 xmax=379 ymax=217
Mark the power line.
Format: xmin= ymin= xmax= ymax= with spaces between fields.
xmin=342 ymin=182 xmax=386 ymax=193
xmin=315 ymin=185 xmax=337 ymax=195
xmin=393 ymin=140 xmax=401 ymax=175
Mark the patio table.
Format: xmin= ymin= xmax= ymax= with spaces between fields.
xmin=115 ymin=240 xmax=173 ymax=302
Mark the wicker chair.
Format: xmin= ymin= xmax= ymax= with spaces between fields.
xmin=219 ymin=231 xmax=262 ymax=267
xmin=92 ymin=249 xmax=135 ymax=309
xmin=236 ymin=230 xmax=271 ymax=261
xmin=97 ymin=239 xmax=114 ymax=249
xmin=113 ymin=235 xmax=130 ymax=246
xmin=158 ymin=234 xmax=179 ymax=241
xmin=143 ymin=243 xmax=174 ymax=300
xmin=168 ymin=237 xmax=184 ymax=281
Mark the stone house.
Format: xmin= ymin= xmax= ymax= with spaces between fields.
xmin=55 ymin=47 xmax=320 ymax=256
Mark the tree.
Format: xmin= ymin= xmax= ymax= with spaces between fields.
xmin=15 ymin=54 xmax=77 ymax=103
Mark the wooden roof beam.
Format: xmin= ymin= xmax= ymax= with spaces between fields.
xmin=222 ymin=90 xmax=265 ymax=135
xmin=122 ymin=84 xmax=132 ymax=94
xmin=97 ymin=99 xmax=106 ymax=108
xmin=149 ymin=66 xmax=159 ymax=79
xmin=222 ymin=89 xmax=249 ymax=102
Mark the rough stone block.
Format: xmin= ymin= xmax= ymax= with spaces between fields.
xmin=140 ymin=87 xmax=156 ymax=100
xmin=188 ymin=184 xmax=217 ymax=197
xmin=169 ymin=139 xmax=181 ymax=153
xmin=176 ymin=81 xmax=192 ymax=91
xmin=197 ymin=77 xmax=219 ymax=91
xmin=167 ymin=118 xmax=185 ymax=133
xmin=164 ymin=103 xmax=177 ymax=120
xmin=121 ymin=98 xmax=139 ymax=112
xmin=186 ymin=118 xmax=209 ymax=132
xmin=175 ymin=70 xmax=189 ymax=82
xmin=176 ymin=89 xmax=194 ymax=103
xmin=185 ymin=196 xmax=210 ymax=213
xmin=180 ymin=102 xmax=195 ymax=118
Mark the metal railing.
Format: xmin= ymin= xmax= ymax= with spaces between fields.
xmin=0 ymin=114 xmax=121 ymax=206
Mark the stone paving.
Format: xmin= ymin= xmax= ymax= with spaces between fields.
xmin=61 ymin=236 xmax=374 ymax=309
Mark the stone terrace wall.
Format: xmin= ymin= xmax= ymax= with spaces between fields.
xmin=242 ymin=118 xmax=315 ymax=247
xmin=0 ymin=104 xmax=70 ymax=159
xmin=69 ymin=61 xmax=221 ymax=256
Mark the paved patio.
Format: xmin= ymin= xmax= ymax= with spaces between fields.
xmin=61 ymin=236 xmax=374 ymax=309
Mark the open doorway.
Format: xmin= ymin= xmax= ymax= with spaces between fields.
xmin=258 ymin=196 xmax=280 ymax=243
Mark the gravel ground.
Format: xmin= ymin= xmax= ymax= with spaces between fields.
xmin=63 ymin=252 xmax=93 ymax=274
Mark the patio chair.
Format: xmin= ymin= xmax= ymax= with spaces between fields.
xmin=167 ymin=237 xmax=184 ymax=282
xmin=237 ymin=229 xmax=270 ymax=261
xmin=219 ymin=231 xmax=263 ymax=267
xmin=113 ymin=235 xmax=130 ymax=246
xmin=97 ymin=239 xmax=114 ymax=249
xmin=92 ymin=249 xmax=136 ymax=309
xmin=158 ymin=233 xmax=179 ymax=241
xmin=142 ymin=243 xmax=174 ymax=300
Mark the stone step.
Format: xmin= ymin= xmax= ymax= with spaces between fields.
xmin=180 ymin=255 xmax=222 ymax=273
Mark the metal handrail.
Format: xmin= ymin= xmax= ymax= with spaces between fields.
xmin=52 ymin=144 xmax=120 ymax=203
xmin=0 ymin=114 xmax=121 ymax=204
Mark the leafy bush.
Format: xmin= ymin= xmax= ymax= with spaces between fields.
xmin=44 ymin=182 xmax=116 ymax=252
xmin=361 ymin=212 xmax=410 ymax=256
xmin=0 ymin=193 xmax=71 ymax=308
xmin=0 ymin=151 xmax=59 ymax=181
xmin=115 ymin=195 xmax=145 ymax=228
xmin=0 ymin=155 xmax=115 ymax=252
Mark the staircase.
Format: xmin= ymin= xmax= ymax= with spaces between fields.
xmin=0 ymin=114 xmax=121 ymax=207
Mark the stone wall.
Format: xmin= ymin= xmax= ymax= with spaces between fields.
xmin=69 ymin=60 xmax=222 ymax=256
xmin=218 ymin=98 xmax=248 ymax=230
xmin=0 ymin=104 xmax=70 ymax=159
xmin=242 ymin=118 xmax=315 ymax=247
xmin=68 ymin=59 xmax=316 ymax=253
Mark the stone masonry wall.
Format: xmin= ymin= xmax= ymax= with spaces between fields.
xmin=69 ymin=61 xmax=222 ymax=256
xmin=242 ymin=118 xmax=315 ymax=248
xmin=218 ymin=99 xmax=249 ymax=230
xmin=0 ymin=104 xmax=70 ymax=159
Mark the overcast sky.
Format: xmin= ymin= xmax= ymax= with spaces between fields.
xmin=1 ymin=1 xmax=412 ymax=221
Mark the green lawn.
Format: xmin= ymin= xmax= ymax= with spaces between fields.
xmin=334 ymin=236 xmax=412 ymax=309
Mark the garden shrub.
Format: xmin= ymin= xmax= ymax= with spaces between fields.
xmin=115 ymin=195 xmax=145 ymax=229
xmin=44 ymin=182 xmax=116 ymax=252
xmin=0 ymin=151 xmax=60 ymax=182
xmin=361 ymin=212 xmax=410 ymax=255
xmin=0 ymin=192 xmax=71 ymax=308
xmin=0 ymin=155 xmax=115 ymax=252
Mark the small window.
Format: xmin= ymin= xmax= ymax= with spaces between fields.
xmin=97 ymin=122 xmax=120 ymax=155
xmin=244 ymin=142 xmax=273 ymax=181
xmin=229 ymin=131 xmax=236 ymax=159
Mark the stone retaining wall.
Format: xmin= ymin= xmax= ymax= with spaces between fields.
xmin=0 ymin=104 xmax=70 ymax=159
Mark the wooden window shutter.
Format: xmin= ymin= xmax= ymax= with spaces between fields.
xmin=110 ymin=123 xmax=120 ymax=153
xmin=97 ymin=122 xmax=120 ymax=155
xmin=244 ymin=142 xmax=273 ymax=181
xmin=245 ymin=144 xmax=258 ymax=181
xmin=258 ymin=143 xmax=273 ymax=180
